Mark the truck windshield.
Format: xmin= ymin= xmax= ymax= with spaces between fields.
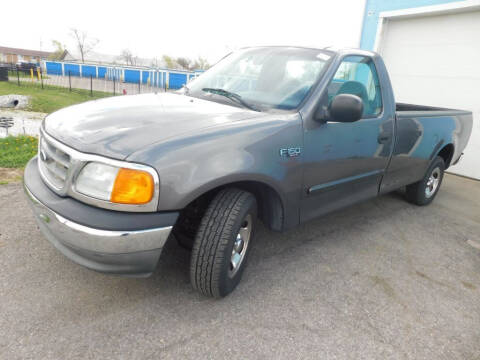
xmin=186 ymin=47 xmax=331 ymax=111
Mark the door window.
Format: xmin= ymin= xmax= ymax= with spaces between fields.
xmin=327 ymin=56 xmax=383 ymax=117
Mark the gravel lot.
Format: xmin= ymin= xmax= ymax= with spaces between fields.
xmin=0 ymin=109 xmax=45 ymax=138
xmin=1 ymin=174 xmax=479 ymax=359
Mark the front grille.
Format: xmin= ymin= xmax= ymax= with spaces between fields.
xmin=38 ymin=133 xmax=72 ymax=191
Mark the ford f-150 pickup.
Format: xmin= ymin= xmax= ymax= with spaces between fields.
xmin=24 ymin=47 xmax=473 ymax=297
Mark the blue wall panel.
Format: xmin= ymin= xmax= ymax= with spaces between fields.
xmin=157 ymin=72 xmax=165 ymax=88
xmin=169 ymin=72 xmax=187 ymax=89
xmin=142 ymin=71 xmax=151 ymax=84
xmin=98 ymin=67 xmax=107 ymax=78
xmin=45 ymin=62 xmax=62 ymax=75
xmin=43 ymin=62 xmax=197 ymax=88
xmin=124 ymin=69 xmax=140 ymax=83
xmin=360 ymin=0 xmax=462 ymax=50
xmin=81 ymin=65 xmax=96 ymax=77
xmin=106 ymin=68 xmax=121 ymax=80
xmin=64 ymin=63 xmax=80 ymax=76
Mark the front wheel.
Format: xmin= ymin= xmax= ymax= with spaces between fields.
xmin=406 ymin=156 xmax=445 ymax=206
xmin=190 ymin=188 xmax=257 ymax=298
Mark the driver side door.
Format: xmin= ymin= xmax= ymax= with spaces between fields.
xmin=300 ymin=55 xmax=394 ymax=222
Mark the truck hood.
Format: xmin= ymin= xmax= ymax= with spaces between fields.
xmin=44 ymin=92 xmax=266 ymax=159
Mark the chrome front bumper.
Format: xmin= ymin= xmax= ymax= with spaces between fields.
xmin=24 ymin=184 xmax=173 ymax=277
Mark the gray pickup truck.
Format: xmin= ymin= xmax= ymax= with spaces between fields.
xmin=24 ymin=47 xmax=472 ymax=297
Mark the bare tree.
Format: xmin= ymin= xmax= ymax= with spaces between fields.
xmin=48 ymin=40 xmax=67 ymax=60
xmin=161 ymin=56 xmax=210 ymax=71
xmin=176 ymin=57 xmax=191 ymax=70
xmin=192 ymin=56 xmax=210 ymax=70
xmin=162 ymin=55 xmax=177 ymax=69
xmin=150 ymin=57 xmax=160 ymax=68
xmin=70 ymin=28 xmax=98 ymax=63
xmin=119 ymin=49 xmax=138 ymax=66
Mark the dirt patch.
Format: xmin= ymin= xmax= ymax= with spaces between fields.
xmin=415 ymin=270 xmax=454 ymax=290
xmin=461 ymin=281 xmax=476 ymax=290
xmin=0 ymin=168 xmax=23 ymax=184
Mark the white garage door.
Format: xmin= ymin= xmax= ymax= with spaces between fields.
xmin=378 ymin=10 xmax=480 ymax=179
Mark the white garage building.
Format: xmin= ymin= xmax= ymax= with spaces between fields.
xmin=360 ymin=0 xmax=480 ymax=179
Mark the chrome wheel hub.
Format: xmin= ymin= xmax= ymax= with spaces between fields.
xmin=425 ymin=167 xmax=441 ymax=198
xmin=229 ymin=214 xmax=252 ymax=277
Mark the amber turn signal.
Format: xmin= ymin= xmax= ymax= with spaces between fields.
xmin=110 ymin=168 xmax=154 ymax=204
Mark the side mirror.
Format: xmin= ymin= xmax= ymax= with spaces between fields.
xmin=328 ymin=94 xmax=364 ymax=123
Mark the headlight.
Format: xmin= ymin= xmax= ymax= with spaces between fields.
xmin=75 ymin=162 xmax=155 ymax=205
xmin=75 ymin=163 xmax=119 ymax=200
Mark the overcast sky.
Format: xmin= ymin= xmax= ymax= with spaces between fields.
xmin=0 ymin=0 xmax=366 ymax=63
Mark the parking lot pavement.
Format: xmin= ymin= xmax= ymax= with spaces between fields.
xmin=1 ymin=174 xmax=479 ymax=359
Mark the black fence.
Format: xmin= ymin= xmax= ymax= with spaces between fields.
xmin=0 ymin=65 xmax=170 ymax=97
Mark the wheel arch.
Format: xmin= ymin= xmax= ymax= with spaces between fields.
xmin=176 ymin=179 xmax=286 ymax=233
xmin=437 ymin=143 xmax=454 ymax=169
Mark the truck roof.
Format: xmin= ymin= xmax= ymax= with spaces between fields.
xmin=324 ymin=47 xmax=378 ymax=57
xmin=238 ymin=45 xmax=378 ymax=58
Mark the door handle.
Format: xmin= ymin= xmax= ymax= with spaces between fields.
xmin=377 ymin=134 xmax=391 ymax=144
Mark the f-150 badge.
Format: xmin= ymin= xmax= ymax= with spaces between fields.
xmin=279 ymin=147 xmax=301 ymax=158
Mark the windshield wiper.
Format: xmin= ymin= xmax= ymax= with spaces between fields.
xmin=202 ymin=88 xmax=258 ymax=111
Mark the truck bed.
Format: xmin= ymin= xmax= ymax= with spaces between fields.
xmin=391 ymin=102 xmax=473 ymax=175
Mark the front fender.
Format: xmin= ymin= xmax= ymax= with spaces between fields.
xmin=127 ymin=114 xmax=304 ymax=227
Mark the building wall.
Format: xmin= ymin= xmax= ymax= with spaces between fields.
xmin=6 ymin=54 xmax=18 ymax=63
xmin=0 ymin=53 xmax=44 ymax=64
xmin=360 ymin=0 xmax=463 ymax=50
xmin=44 ymin=60 xmax=202 ymax=89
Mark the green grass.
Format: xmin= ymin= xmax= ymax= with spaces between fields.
xmin=0 ymin=135 xmax=38 ymax=168
xmin=8 ymin=70 xmax=31 ymax=79
xmin=0 ymin=176 xmax=22 ymax=185
xmin=8 ymin=71 xmax=49 ymax=80
xmin=0 ymin=81 xmax=112 ymax=113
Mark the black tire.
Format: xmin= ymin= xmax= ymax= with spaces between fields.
xmin=406 ymin=156 xmax=445 ymax=206
xmin=190 ymin=188 xmax=257 ymax=298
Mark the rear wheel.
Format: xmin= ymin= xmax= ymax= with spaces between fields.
xmin=406 ymin=156 xmax=445 ymax=206
xmin=190 ymin=188 xmax=257 ymax=298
